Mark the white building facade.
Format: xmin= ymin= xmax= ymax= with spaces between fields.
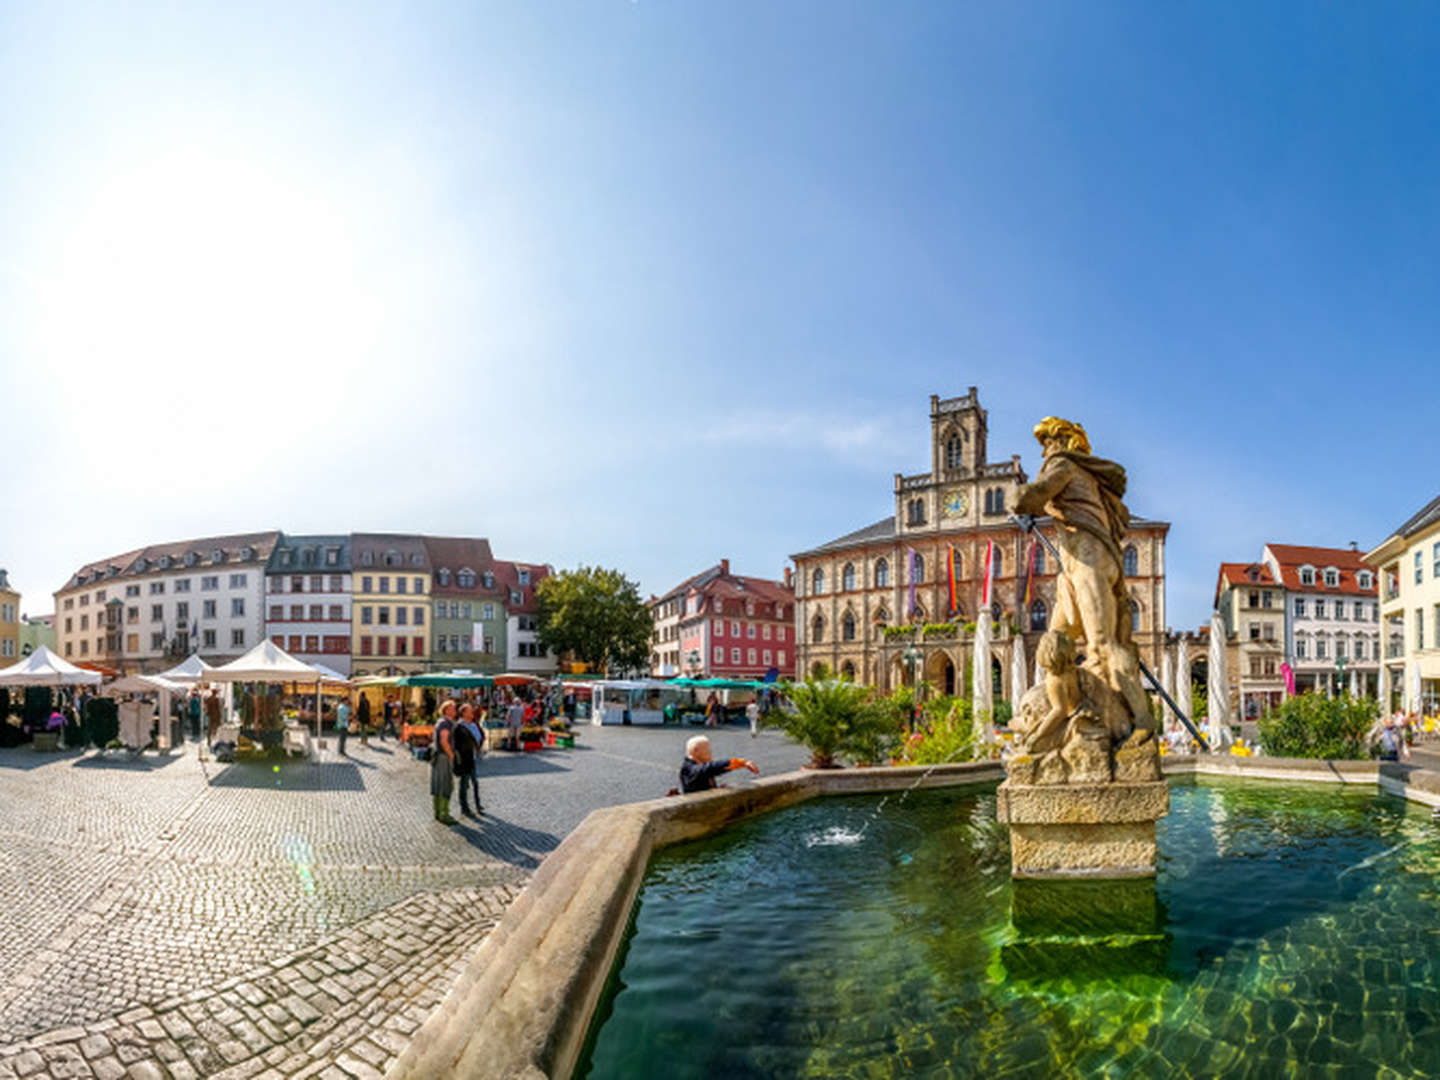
xmin=54 ymin=532 xmax=279 ymax=672
xmin=264 ymin=534 xmax=353 ymax=676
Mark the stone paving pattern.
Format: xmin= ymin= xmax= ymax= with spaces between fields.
xmin=0 ymin=724 xmax=807 ymax=1077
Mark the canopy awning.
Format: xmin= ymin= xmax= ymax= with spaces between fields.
xmin=0 ymin=646 xmax=103 ymax=686
xmin=108 ymin=674 xmax=186 ymax=694
xmin=670 ymin=677 xmax=770 ymax=690
xmin=494 ymin=673 xmax=542 ymax=686
xmin=203 ymin=640 xmax=326 ymax=683
xmin=156 ymin=653 xmax=216 ymax=685
xmin=397 ymin=672 xmax=495 ymax=688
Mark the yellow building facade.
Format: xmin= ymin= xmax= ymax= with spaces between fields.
xmin=1366 ymin=496 xmax=1440 ymax=712
xmin=0 ymin=570 xmax=19 ymax=663
xmin=349 ymin=534 xmax=432 ymax=676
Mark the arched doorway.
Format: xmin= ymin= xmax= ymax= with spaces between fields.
xmin=991 ymin=657 xmax=1004 ymax=699
xmin=925 ymin=650 xmax=956 ymax=697
xmin=840 ymin=660 xmax=856 ymax=682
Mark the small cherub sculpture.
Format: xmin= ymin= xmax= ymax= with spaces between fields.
xmin=1022 ymin=630 xmax=1083 ymax=755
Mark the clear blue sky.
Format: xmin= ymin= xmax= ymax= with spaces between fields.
xmin=1 ymin=2 xmax=1435 ymax=629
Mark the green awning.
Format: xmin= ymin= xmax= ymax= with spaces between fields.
xmin=395 ymin=672 xmax=495 ymax=688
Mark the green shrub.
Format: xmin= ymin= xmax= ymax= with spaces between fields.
xmin=920 ymin=623 xmax=957 ymax=640
xmin=767 ymin=677 xmax=900 ymax=768
xmin=882 ymin=625 xmax=916 ymax=642
xmin=901 ymin=698 xmax=979 ymax=765
xmin=1257 ymin=694 xmax=1376 ymax=760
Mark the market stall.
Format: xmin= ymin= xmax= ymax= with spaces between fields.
xmin=0 ymin=647 xmax=103 ymax=749
xmin=589 ymin=679 xmax=687 ymax=726
xmin=202 ymin=640 xmax=330 ymax=759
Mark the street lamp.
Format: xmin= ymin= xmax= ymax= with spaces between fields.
xmin=902 ymin=643 xmax=922 ymax=731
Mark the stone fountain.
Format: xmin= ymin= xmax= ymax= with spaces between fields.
xmin=997 ymin=416 xmax=1166 ymax=879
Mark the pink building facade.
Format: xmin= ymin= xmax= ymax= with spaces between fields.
xmin=651 ymin=559 xmax=795 ymax=680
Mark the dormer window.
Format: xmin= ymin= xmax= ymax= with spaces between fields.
xmin=185 ymin=552 xmax=197 ymax=566
xmin=1358 ymin=570 xmax=1373 ymax=590
xmin=211 ymin=550 xmax=224 ymax=564
xmin=458 ymin=569 xmax=475 ymax=589
xmin=437 ymin=569 xmax=451 ymax=587
xmin=280 ymin=550 xmax=293 ymax=567
xmin=241 ymin=546 xmax=254 ymax=561
xmin=1323 ymin=568 xmax=1339 ymax=588
xmin=1299 ymin=566 xmax=1315 ymax=587
xmin=510 ymin=590 xmax=522 ymax=605
xmin=135 ymin=558 xmax=148 ymax=572
xmin=157 ymin=556 xmax=170 ymax=569
xmin=383 ymin=550 xmax=400 ymax=568
xmin=410 ymin=553 xmax=423 ymax=567
xmin=360 ymin=551 xmax=374 ymax=566
xmin=518 ymin=569 xmax=531 ymax=585
xmin=483 ymin=572 xmax=494 ymax=589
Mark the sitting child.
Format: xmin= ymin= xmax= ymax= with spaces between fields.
xmin=679 ymin=734 xmax=759 ymax=794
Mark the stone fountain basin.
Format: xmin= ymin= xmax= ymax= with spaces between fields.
xmin=388 ymin=754 xmax=1407 ymax=1080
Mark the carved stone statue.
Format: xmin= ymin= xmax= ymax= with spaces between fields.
xmin=1004 ymin=419 xmax=1161 ymax=791
xmin=1014 ymin=417 xmax=1153 ymax=734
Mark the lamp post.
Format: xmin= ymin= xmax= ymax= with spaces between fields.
xmin=902 ymin=643 xmax=921 ymax=731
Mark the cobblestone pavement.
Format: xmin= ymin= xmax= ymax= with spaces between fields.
xmin=0 ymin=723 xmax=807 ymax=1077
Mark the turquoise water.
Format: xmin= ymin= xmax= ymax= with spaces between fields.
xmin=578 ymin=780 xmax=1440 ymax=1078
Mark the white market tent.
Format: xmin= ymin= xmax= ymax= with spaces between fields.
xmin=204 ymin=640 xmax=331 ymax=747
xmin=0 ymin=645 xmax=103 ymax=687
xmin=156 ymin=653 xmax=216 ymax=685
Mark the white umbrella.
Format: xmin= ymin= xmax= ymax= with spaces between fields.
xmin=1207 ymin=614 xmax=1233 ymax=749
xmin=1349 ymin=669 xmax=1359 ymax=699
xmin=0 ymin=645 xmax=102 ymax=686
xmin=1010 ymin=634 xmax=1029 ymax=709
xmin=1160 ymin=648 xmax=1175 ymax=710
xmin=972 ymin=611 xmax=994 ymax=742
xmin=1411 ymin=664 xmax=1423 ymax=715
xmin=1174 ymin=641 xmax=1192 ymax=733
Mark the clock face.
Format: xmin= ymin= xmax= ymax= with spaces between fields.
xmin=942 ymin=490 xmax=969 ymax=518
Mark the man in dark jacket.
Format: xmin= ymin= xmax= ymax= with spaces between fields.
xmin=680 ymin=735 xmax=758 ymax=794
xmin=453 ymin=703 xmax=485 ymax=817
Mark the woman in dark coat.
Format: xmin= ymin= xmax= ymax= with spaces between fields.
xmin=431 ymin=700 xmax=457 ymax=824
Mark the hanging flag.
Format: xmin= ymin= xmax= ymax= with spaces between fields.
xmin=1281 ymin=661 xmax=1295 ymax=698
xmin=907 ymin=547 xmax=918 ymax=617
xmin=980 ymin=540 xmax=994 ymax=609
xmin=1023 ymin=539 xmax=1038 ymax=606
xmin=947 ymin=545 xmax=957 ymax=616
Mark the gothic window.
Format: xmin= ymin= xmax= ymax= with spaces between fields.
xmin=1124 ymin=545 xmax=1139 ymax=577
xmin=1033 ymin=545 xmax=1046 ymax=575
xmin=945 ymin=434 xmax=963 ymax=470
xmin=983 ymin=490 xmax=993 ymax=515
xmin=812 ymin=614 xmax=825 ymax=644
xmin=1029 ymin=599 xmax=1048 ymax=632
xmin=913 ymin=555 xmax=925 ymax=584
xmin=842 ymin=563 xmax=856 ymax=591
xmin=875 ymin=559 xmax=889 ymax=588
xmin=993 ymin=549 xmax=1004 ymax=578
xmin=842 ymin=612 xmax=856 ymax=641
xmin=840 ymin=661 xmax=856 ymax=682
xmin=1129 ymin=599 xmax=1141 ymax=633
xmin=811 ymin=568 xmax=825 ymax=595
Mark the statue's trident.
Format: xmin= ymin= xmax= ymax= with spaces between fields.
xmin=1010 ymin=514 xmax=1210 ymax=752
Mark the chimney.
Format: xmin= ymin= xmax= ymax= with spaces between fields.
xmin=720 ymin=559 xmax=730 ymax=576
xmin=1349 ymin=540 xmax=1359 ymax=552
xmin=784 ymin=567 xmax=793 ymax=590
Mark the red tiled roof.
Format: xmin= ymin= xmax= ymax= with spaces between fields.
xmin=493 ymin=561 xmax=551 ymax=614
xmin=1216 ymin=562 xmax=1278 ymax=588
xmin=1264 ymin=544 xmax=1377 ymax=596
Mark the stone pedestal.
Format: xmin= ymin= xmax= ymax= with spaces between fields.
xmin=996 ymin=780 xmax=1168 ymax=878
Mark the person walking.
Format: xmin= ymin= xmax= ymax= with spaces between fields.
xmin=431 ymin=700 xmax=458 ymax=824
xmin=357 ymin=693 xmax=372 ymax=743
xmin=704 ymin=692 xmax=720 ymax=728
xmin=204 ymin=690 xmax=221 ymax=745
xmin=454 ymin=703 xmax=484 ymax=817
xmin=746 ymin=698 xmax=760 ymax=738
xmin=187 ymin=692 xmax=202 ymax=741
xmin=506 ymin=695 xmax=525 ymax=750
xmin=335 ymin=698 xmax=351 ymax=755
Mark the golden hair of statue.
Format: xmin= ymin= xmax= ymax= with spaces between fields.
xmin=1032 ymin=416 xmax=1091 ymax=455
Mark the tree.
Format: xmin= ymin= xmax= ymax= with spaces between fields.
xmin=536 ymin=566 xmax=653 ymax=675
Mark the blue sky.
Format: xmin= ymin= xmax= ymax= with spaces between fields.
xmin=0 ymin=2 xmax=1435 ymax=629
